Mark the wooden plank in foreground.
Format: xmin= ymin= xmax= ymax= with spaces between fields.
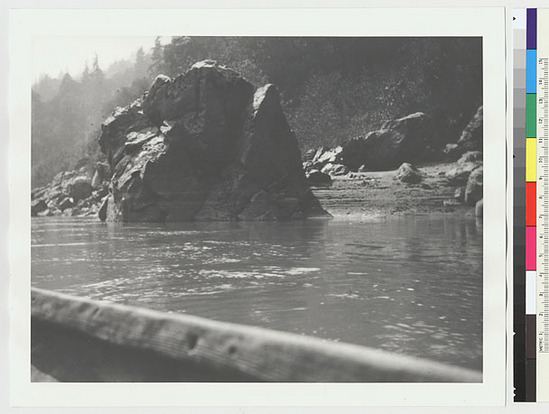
xmin=31 ymin=287 xmax=482 ymax=382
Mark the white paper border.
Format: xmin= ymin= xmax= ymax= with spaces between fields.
xmin=9 ymin=7 xmax=506 ymax=407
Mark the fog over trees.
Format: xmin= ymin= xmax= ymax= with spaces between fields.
xmin=32 ymin=37 xmax=481 ymax=188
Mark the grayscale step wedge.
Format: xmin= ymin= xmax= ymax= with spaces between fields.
xmin=31 ymin=288 xmax=482 ymax=382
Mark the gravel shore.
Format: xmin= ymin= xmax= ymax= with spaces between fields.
xmin=311 ymin=161 xmax=475 ymax=220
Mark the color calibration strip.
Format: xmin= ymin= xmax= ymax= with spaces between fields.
xmin=513 ymin=8 xmax=528 ymax=402
xmin=526 ymin=7 xmax=537 ymax=402
xmin=514 ymin=8 xmax=549 ymax=402
xmin=517 ymin=7 xmax=549 ymax=402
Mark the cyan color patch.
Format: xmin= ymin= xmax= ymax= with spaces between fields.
xmin=527 ymin=49 xmax=537 ymax=93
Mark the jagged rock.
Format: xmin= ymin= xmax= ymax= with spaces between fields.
xmin=302 ymin=161 xmax=314 ymax=173
xmin=98 ymin=61 xmax=329 ymax=222
xmin=465 ymin=167 xmax=483 ymax=206
xmin=73 ymin=157 xmax=90 ymax=171
xmin=58 ymin=197 xmax=74 ymax=211
xmin=454 ymin=187 xmax=465 ymax=203
xmin=396 ymin=163 xmax=422 ymax=184
xmin=91 ymin=162 xmax=111 ymax=188
xmin=458 ymin=151 xmax=483 ymax=165
xmin=31 ymin=200 xmax=47 ymax=217
xmin=32 ymin=187 xmax=46 ymax=200
xmin=340 ymin=112 xmax=432 ymax=171
xmin=37 ymin=208 xmax=51 ymax=217
xmin=457 ymin=106 xmax=483 ymax=152
xmin=321 ymin=163 xmax=349 ymax=176
xmin=303 ymin=149 xmax=316 ymax=162
xmin=98 ymin=197 xmax=108 ymax=221
xmin=443 ymin=143 xmax=460 ymax=160
xmin=446 ymin=161 xmax=482 ymax=186
xmin=313 ymin=146 xmax=343 ymax=168
xmin=91 ymin=171 xmax=101 ymax=189
xmin=306 ymin=169 xmax=332 ymax=185
xmin=443 ymin=199 xmax=462 ymax=210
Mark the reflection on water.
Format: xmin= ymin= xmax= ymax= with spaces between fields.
xmin=32 ymin=215 xmax=482 ymax=371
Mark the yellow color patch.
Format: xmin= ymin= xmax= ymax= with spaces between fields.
xmin=526 ymin=138 xmax=537 ymax=182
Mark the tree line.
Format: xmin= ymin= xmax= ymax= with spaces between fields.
xmin=32 ymin=37 xmax=482 ymax=188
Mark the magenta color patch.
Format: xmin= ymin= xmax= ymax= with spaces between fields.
xmin=526 ymin=226 xmax=536 ymax=271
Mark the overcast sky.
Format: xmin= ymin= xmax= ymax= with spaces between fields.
xmin=32 ymin=36 xmax=161 ymax=81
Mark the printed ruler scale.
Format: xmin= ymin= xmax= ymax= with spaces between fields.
xmin=540 ymin=56 xmax=549 ymax=354
xmin=536 ymin=8 xmax=549 ymax=402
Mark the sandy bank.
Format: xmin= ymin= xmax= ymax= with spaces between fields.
xmin=311 ymin=161 xmax=476 ymax=220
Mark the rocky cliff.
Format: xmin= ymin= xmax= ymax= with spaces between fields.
xmin=98 ymin=61 xmax=329 ymax=222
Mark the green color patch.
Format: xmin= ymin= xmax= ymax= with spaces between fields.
xmin=526 ymin=93 xmax=537 ymax=138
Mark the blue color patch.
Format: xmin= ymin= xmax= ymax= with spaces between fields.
xmin=526 ymin=49 xmax=537 ymax=93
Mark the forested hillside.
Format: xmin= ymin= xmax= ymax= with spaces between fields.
xmin=32 ymin=37 xmax=482 ymax=188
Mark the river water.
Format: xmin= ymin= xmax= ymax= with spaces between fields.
xmin=31 ymin=215 xmax=483 ymax=371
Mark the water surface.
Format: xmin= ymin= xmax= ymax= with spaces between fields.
xmin=32 ymin=215 xmax=482 ymax=371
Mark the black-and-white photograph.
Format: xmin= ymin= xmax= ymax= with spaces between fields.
xmin=28 ymin=34 xmax=485 ymax=384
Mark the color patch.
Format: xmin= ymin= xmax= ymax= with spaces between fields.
xmin=526 ymin=182 xmax=536 ymax=226
xmin=527 ymin=8 xmax=537 ymax=49
xmin=526 ymin=138 xmax=537 ymax=181
xmin=526 ymin=271 xmax=537 ymax=315
xmin=526 ymin=94 xmax=537 ymax=138
xmin=527 ymin=49 xmax=537 ymax=93
xmin=526 ymin=226 xmax=536 ymax=270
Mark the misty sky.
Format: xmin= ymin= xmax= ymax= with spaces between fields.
xmin=32 ymin=36 xmax=162 ymax=81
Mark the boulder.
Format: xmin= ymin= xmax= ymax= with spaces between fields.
xmin=475 ymin=199 xmax=483 ymax=217
xmin=31 ymin=199 xmax=47 ymax=217
xmin=98 ymin=61 xmax=329 ymax=222
xmin=306 ymin=169 xmax=332 ymax=185
xmin=457 ymin=106 xmax=483 ymax=152
xmin=396 ymin=163 xmax=422 ymax=184
xmin=465 ymin=167 xmax=483 ymax=206
xmin=340 ymin=112 xmax=432 ymax=171
xmin=321 ymin=163 xmax=349 ymax=176
xmin=66 ymin=177 xmax=93 ymax=201
xmin=446 ymin=161 xmax=482 ymax=186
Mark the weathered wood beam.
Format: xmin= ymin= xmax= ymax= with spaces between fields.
xmin=31 ymin=287 xmax=482 ymax=382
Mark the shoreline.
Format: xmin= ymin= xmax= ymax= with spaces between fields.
xmin=311 ymin=161 xmax=477 ymax=220
xmin=31 ymin=161 xmax=479 ymax=222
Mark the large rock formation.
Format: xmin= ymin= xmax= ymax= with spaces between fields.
xmin=444 ymin=106 xmax=483 ymax=159
xmin=98 ymin=61 xmax=328 ymax=222
xmin=339 ymin=112 xmax=432 ymax=171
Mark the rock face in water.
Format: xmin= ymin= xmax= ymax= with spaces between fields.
xmin=465 ymin=167 xmax=483 ymax=206
xmin=98 ymin=61 xmax=328 ymax=222
xmin=457 ymin=106 xmax=483 ymax=152
xmin=340 ymin=112 xmax=432 ymax=171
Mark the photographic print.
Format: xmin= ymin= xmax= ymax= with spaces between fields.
xmin=10 ymin=7 xmax=506 ymax=407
